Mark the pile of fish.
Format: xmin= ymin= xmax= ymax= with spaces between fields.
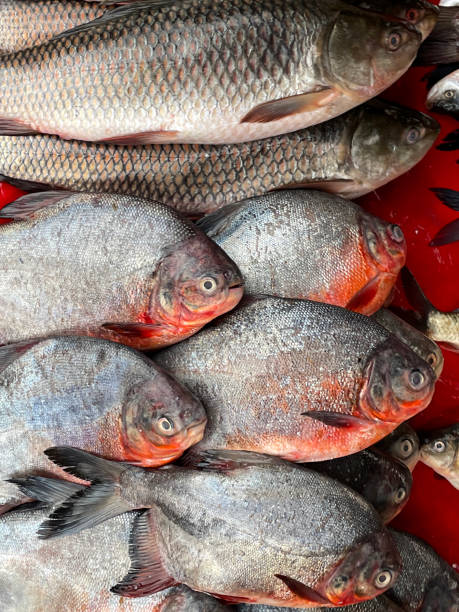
xmin=0 ymin=0 xmax=457 ymax=611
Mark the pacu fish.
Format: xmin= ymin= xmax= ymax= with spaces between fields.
xmin=387 ymin=529 xmax=459 ymax=610
xmin=0 ymin=336 xmax=207 ymax=513
xmin=0 ymin=0 xmax=426 ymax=144
xmin=198 ymin=191 xmax=406 ymax=316
xmin=0 ymin=0 xmax=106 ymax=54
xmin=417 ymin=5 xmax=459 ymax=64
xmin=372 ymin=308 xmax=444 ymax=379
xmin=0 ymin=506 xmax=229 ymax=611
xmin=427 ymin=66 xmax=459 ymax=118
xmin=0 ymin=100 xmax=440 ymax=216
xmin=0 ymin=191 xmax=243 ymax=349
xmin=19 ymin=447 xmax=402 ymax=607
xmin=237 ymin=597 xmax=403 ymax=611
xmin=155 ymin=297 xmax=436 ymax=462
xmin=312 ymin=448 xmax=412 ymax=523
xmin=375 ymin=423 xmax=420 ymax=471
xmin=420 ymin=423 xmax=459 ymax=489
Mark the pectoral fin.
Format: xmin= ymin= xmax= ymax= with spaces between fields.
xmin=275 ymin=575 xmax=331 ymax=605
xmin=241 ymin=89 xmax=338 ymax=124
xmin=101 ymin=322 xmax=169 ymax=339
xmin=302 ymin=411 xmax=370 ymax=428
xmin=99 ymin=130 xmax=179 ymax=145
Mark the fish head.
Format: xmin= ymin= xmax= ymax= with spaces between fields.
xmin=421 ymin=574 xmax=459 ymax=612
xmin=152 ymin=235 xmax=244 ymax=331
xmin=323 ymin=531 xmax=401 ymax=605
xmin=377 ymin=423 xmax=421 ymax=471
xmin=420 ymin=424 xmax=459 ymax=476
xmin=120 ymin=371 xmax=207 ymax=466
xmin=349 ymin=100 xmax=440 ymax=191
xmin=426 ymin=76 xmax=459 ymax=119
xmin=359 ymin=337 xmax=436 ymax=424
xmin=326 ymin=11 xmax=421 ymax=99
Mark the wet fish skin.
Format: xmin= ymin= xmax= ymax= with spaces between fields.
xmin=0 ymin=0 xmax=424 ymax=144
xmin=372 ymin=308 xmax=444 ymax=379
xmin=420 ymin=423 xmax=459 ymax=489
xmin=198 ymin=190 xmax=406 ymax=316
xmin=426 ymin=67 xmax=459 ymax=118
xmin=312 ymin=448 xmax=412 ymax=523
xmin=0 ymin=336 xmax=207 ymax=512
xmin=0 ymin=191 xmax=243 ymax=349
xmin=0 ymin=506 xmax=229 ymax=611
xmin=0 ymin=100 xmax=440 ymax=215
xmin=375 ymin=423 xmax=420 ymax=471
xmin=0 ymin=0 xmax=106 ymax=54
xmin=33 ymin=447 xmax=401 ymax=607
xmin=237 ymin=596 xmax=403 ymax=611
xmin=155 ymin=297 xmax=436 ymax=462
xmin=387 ymin=530 xmax=459 ymax=610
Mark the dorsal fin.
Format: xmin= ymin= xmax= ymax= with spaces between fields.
xmin=0 ymin=340 xmax=41 ymax=373
xmin=0 ymin=191 xmax=74 ymax=220
xmin=196 ymin=201 xmax=245 ymax=238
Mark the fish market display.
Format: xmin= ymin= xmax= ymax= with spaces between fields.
xmin=375 ymin=423 xmax=421 ymax=471
xmin=0 ymin=100 xmax=440 ymax=215
xmin=417 ymin=4 xmax=459 ymax=64
xmin=19 ymin=446 xmax=402 ymax=607
xmin=155 ymin=297 xmax=436 ymax=462
xmin=387 ymin=529 xmax=459 ymax=609
xmin=426 ymin=66 xmax=459 ymax=117
xmin=402 ymin=267 xmax=459 ymax=351
xmin=420 ymin=423 xmax=459 ymax=489
xmin=0 ymin=191 xmax=243 ymax=349
xmin=312 ymin=448 xmax=412 ymax=523
xmin=372 ymin=308 xmax=444 ymax=379
xmin=0 ymin=506 xmax=229 ymax=611
xmin=0 ymin=0 xmax=427 ymax=144
xmin=198 ymin=190 xmax=406 ymax=315
xmin=0 ymin=336 xmax=207 ymax=513
xmin=0 ymin=0 xmax=105 ymax=54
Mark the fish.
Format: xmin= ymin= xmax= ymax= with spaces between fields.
xmin=0 ymin=191 xmax=243 ymax=349
xmin=420 ymin=423 xmax=459 ymax=489
xmin=0 ymin=506 xmax=229 ymax=611
xmin=374 ymin=423 xmax=421 ymax=471
xmin=0 ymin=100 xmax=440 ymax=216
xmin=0 ymin=0 xmax=425 ymax=144
xmin=401 ymin=268 xmax=459 ymax=351
xmin=372 ymin=308 xmax=444 ymax=379
xmin=0 ymin=336 xmax=207 ymax=513
xmin=312 ymin=448 xmax=412 ymax=523
xmin=417 ymin=5 xmax=458 ymax=64
xmin=387 ymin=529 xmax=459 ymax=610
xmin=236 ymin=597 xmax=403 ymax=611
xmin=426 ymin=66 xmax=459 ymax=118
xmin=0 ymin=0 xmax=106 ymax=54
xmin=197 ymin=190 xmax=406 ymax=316
xmin=154 ymin=297 xmax=436 ymax=462
xmin=16 ymin=446 xmax=402 ymax=607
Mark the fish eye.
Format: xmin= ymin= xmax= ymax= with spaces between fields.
xmin=374 ymin=569 xmax=393 ymax=589
xmin=394 ymin=487 xmax=406 ymax=503
xmin=444 ymin=90 xmax=455 ymax=99
xmin=399 ymin=438 xmax=414 ymax=458
xmin=405 ymin=127 xmax=421 ymax=144
xmin=432 ymin=440 xmax=446 ymax=453
xmin=157 ymin=416 xmax=175 ymax=434
xmin=409 ymin=369 xmax=425 ymax=389
xmin=389 ymin=224 xmax=404 ymax=243
xmin=199 ymin=277 xmax=218 ymax=294
xmin=386 ymin=31 xmax=402 ymax=51
xmin=405 ymin=8 xmax=419 ymax=22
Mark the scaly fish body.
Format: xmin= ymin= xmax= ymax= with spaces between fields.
xmin=237 ymin=598 xmax=403 ymax=611
xmin=375 ymin=423 xmax=420 ymax=471
xmin=0 ymin=0 xmax=425 ymax=143
xmin=420 ymin=424 xmax=459 ymax=489
xmin=0 ymin=0 xmax=106 ymax=54
xmin=0 ymin=191 xmax=243 ymax=349
xmin=0 ymin=336 xmax=207 ymax=512
xmin=0 ymin=101 xmax=439 ymax=215
xmin=426 ymin=68 xmax=459 ymax=118
xmin=0 ymin=507 xmax=228 ymax=611
xmin=198 ymin=190 xmax=406 ymax=315
xmin=155 ymin=297 xmax=436 ymax=462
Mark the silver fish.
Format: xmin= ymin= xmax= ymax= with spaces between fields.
xmin=420 ymin=423 xmax=459 ymax=489
xmin=427 ymin=67 xmax=459 ymax=118
xmin=237 ymin=596 xmax=403 ymax=611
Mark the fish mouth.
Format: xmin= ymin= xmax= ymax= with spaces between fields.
xmin=184 ymin=418 xmax=207 ymax=447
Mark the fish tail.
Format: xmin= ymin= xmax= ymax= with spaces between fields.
xmin=401 ymin=268 xmax=435 ymax=327
xmin=416 ymin=7 xmax=459 ymax=64
xmin=7 ymin=476 xmax=83 ymax=505
xmin=34 ymin=447 xmax=131 ymax=539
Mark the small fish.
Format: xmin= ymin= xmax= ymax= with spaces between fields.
xmin=0 ymin=191 xmax=243 ymax=349
xmin=417 ymin=4 xmax=459 ymax=64
xmin=375 ymin=423 xmax=421 ymax=471
xmin=420 ymin=424 xmax=459 ymax=489
xmin=0 ymin=100 xmax=439 ymax=215
xmin=401 ymin=268 xmax=459 ymax=351
xmin=426 ymin=66 xmax=459 ymax=118
xmin=198 ymin=190 xmax=406 ymax=316
xmin=237 ymin=596 xmax=403 ymax=611
xmin=0 ymin=0 xmax=425 ymax=144
xmin=155 ymin=297 xmax=436 ymax=462
xmin=17 ymin=447 xmax=402 ymax=607
xmin=312 ymin=448 xmax=412 ymax=523
xmin=0 ymin=336 xmax=207 ymax=512
xmin=372 ymin=309 xmax=444 ymax=379
xmin=0 ymin=506 xmax=229 ymax=611
xmin=387 ymin=530 xmax=459 ymax=610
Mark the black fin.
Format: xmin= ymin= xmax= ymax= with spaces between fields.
xmin=44 ymin=446 xmax=127 ymax=482
xmin=302 ymin=411 xmax=370 ymax=428
xmin=0 ymin=340 xmax=41 ymax=373
xmin=111 ymin=509 xmax=178 ymax=597
xmin=7 ymin=476 xmax=84 ymax=504
xmin=0 ymin=191 xmax=75 ymax=220
xmin=275 ymin=575 xmax=331 ymax=605
xmin=0 ymin=175 xmax=54 ymax=193
xmin=431 ymin=188 xmax=459 ymax=211
xmin=196 ymin=201 xmax=244 ymax=237
xmin=437 ymin=129 xmax=459 ymax=151
xmin=2 ymin=500 xmax=49 ymax=515
xmin=430 ymin=219 xmax=459 ymax=246
xmin=401 ymin=268 xmax=435 ymax=319
xmin=417 ymin=8 xmax=459 ymax=64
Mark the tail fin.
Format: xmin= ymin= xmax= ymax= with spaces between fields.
xmin=36 ymin=447 xmax=131 ymax=539
xmin=7 ymin=476 xmax=83 ymax=505
xmin=401 ymin=268 xmax=435 ymax=329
